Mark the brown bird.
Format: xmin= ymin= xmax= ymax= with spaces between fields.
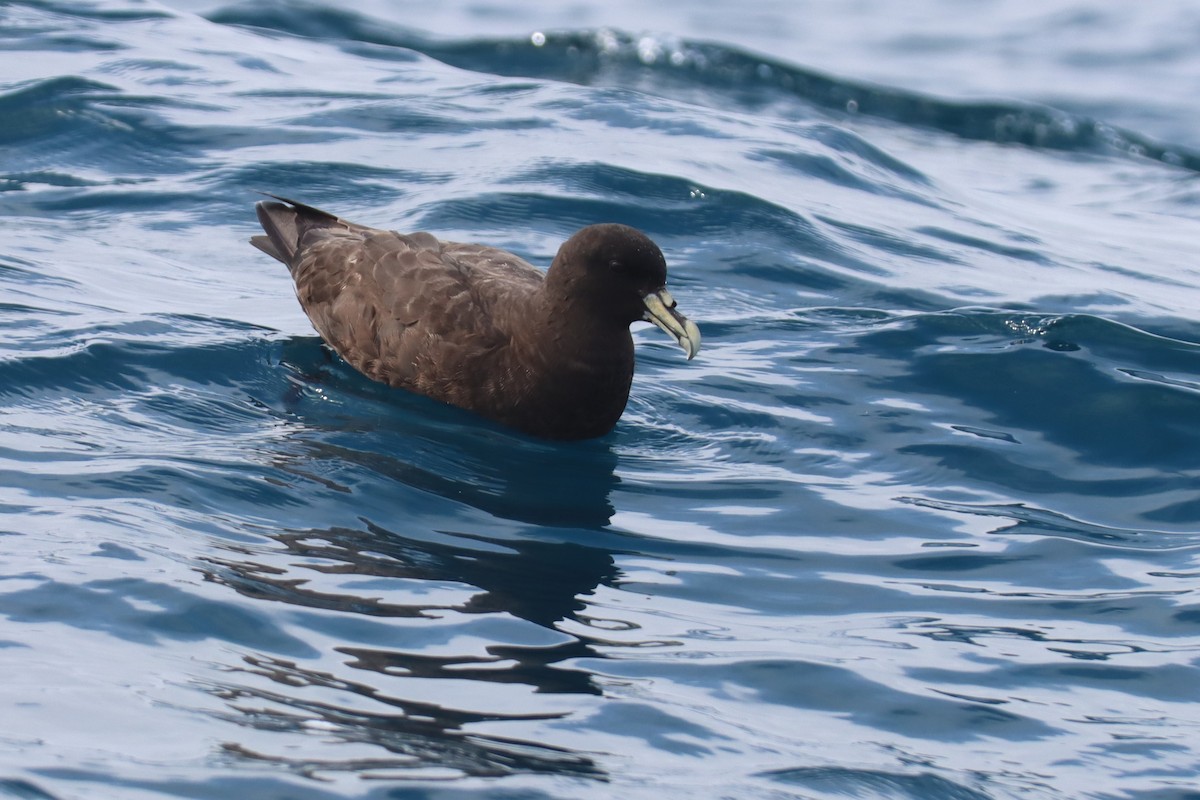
xmin=252 ymin=197 xmax=701 ymax=440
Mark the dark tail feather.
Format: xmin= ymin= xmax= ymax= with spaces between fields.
xmin=250 ymin=232 xmax=283 ymax=261
xmin=251 ymin=195 xmax=342 ymax=266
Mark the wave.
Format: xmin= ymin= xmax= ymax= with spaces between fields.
xmin=208 ymin=3 xmax=1200 ymax=173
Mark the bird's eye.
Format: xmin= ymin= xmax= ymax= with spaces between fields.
xmin=609 ymin=259 xmax=627 ymax=273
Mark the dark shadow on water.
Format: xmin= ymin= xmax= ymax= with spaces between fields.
xmin=274 ymin=335 xmax=622 ymax=529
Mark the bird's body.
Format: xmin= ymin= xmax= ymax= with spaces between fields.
xmin=252 ymin=197 xmax=700 ymax=440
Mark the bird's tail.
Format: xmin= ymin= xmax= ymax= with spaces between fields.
xmin=250 ymin=194 xmax=342 ymax=266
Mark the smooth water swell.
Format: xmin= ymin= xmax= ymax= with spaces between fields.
xmin=212 ymin=6 xmax=1200 ymax=171
xmin=2 ymin=1 xmax=1200 ymax=799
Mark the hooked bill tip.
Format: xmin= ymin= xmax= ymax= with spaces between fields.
xmin=642 ymin=290 xmax=701 ymax=360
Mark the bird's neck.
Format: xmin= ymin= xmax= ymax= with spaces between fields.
xmin=523 ymin=291 xmax=632 ymax=364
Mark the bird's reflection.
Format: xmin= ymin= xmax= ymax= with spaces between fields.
xmin=209 ymin=653 xmax=602 ymax=779
xmin=201 ymin=338 xmax=637 ymax=778
xmin=275 ymin=335 xmax=622 ymax=527
xmin=202 ymin=519 xmax=619 ymax=778
xmin=208 ymin=519 xmax=620 ymax=640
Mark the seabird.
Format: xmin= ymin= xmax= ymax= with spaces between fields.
xmin=252 ymin=197 xmax=700 ymax=440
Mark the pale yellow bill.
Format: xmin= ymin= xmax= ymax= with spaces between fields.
xmin=642 ymin=289 xmax=701 ymax=360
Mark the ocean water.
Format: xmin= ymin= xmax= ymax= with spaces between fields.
xmin=2 ymin=1 xmax=1200 ymax=798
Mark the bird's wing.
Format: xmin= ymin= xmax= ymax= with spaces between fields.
xmin=289 ymin=228 xmax=543 ymax=399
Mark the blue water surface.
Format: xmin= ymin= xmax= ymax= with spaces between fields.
xmin=2 ymin=2 xmax=1200 ymax=799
